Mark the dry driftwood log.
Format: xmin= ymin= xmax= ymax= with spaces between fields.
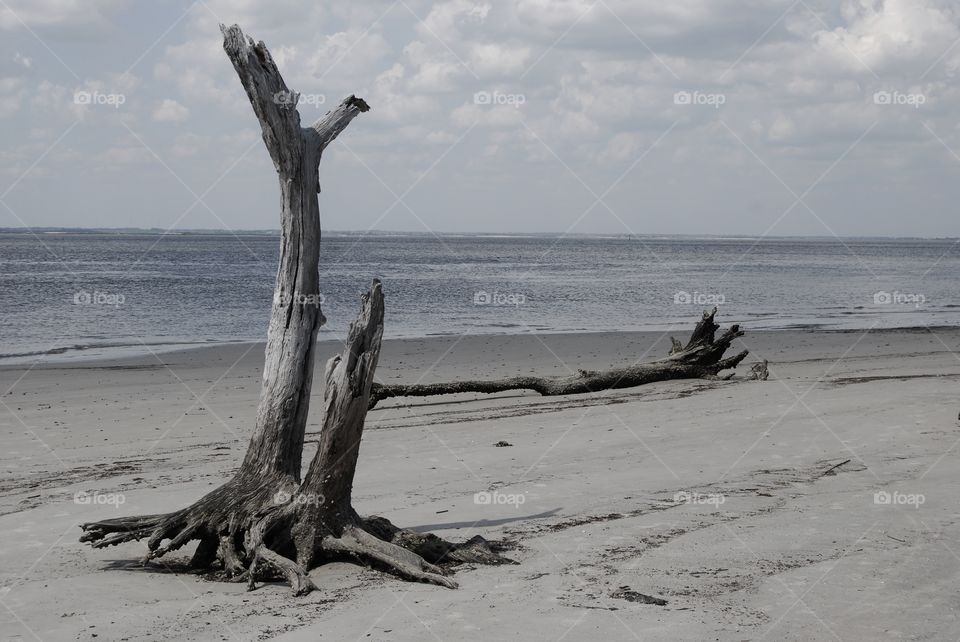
xmin=369 ymin=307 xmax=749 ymax=408
xmin=80 ymin=25 xmax=506 ymax=595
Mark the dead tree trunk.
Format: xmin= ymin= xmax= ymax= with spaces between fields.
xmin=80 ymin=25 xmax=506 ymax=594
xmin=369 ymin=307 xmax=750 ymax=408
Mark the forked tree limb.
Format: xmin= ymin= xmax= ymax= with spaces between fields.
xmin=368 ymin=307 xmax=749 ymax=408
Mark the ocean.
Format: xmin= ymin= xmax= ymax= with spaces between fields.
xmin=1 ymin=231 xmax=957 ymax=362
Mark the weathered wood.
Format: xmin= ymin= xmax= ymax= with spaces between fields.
xmin=368 ymin=307 xmax=750 ymax=408
xmin=80 ymin=21 xmax=370 ymax=565
xmin=301 ymin=281 xmax=384 ymax=511
xmin=749 ymin=359 xmax=770 ymax=381
xmin=81 ymin=26 xmax=504 ymax=596
xmin=322 ymin=526 xmax=458 ymax=589
xmin=222 ymin=24 xmax=369 ymax=480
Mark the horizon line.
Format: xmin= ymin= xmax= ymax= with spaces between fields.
xmin=1 ymin=226 xmax=958 ymax=241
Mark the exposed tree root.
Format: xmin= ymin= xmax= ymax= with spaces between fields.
xmin=322 ymin=525 xmax=458 ymax=589
xmin=248 ymin=544 xmax=317 ymax=595
xmin=359 ymin=515 xmax=511 ymax=566
xmin=369 ymin=307 xmax=750 ymax=408
xmin=79 ymin=472 xmax=291 ymax=558
xmin=219 ymin=514 xmax=247 ymax=577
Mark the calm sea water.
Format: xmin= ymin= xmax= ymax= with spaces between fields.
xmin=1 ymin=231 xmax=957 ymax=362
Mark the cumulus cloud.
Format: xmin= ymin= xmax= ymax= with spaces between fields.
xmin=469 ymin=42 xmax=532 ymax=76
xmin=153 ymin=98 xmax=189 ymax=122
xmin=812 ymin=0 xmax=960 ymax=72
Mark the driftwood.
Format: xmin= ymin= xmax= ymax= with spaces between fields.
xmin=369 ymin=308 xmax=749 ymax=408
xmin=79 ymin=25 xmax=506 ymax=595
xmin=748 ymin=359 xmax=770 ymax=381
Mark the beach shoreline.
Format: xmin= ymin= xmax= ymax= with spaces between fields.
xmin=3 ymin=321 xmax=958 ymax=370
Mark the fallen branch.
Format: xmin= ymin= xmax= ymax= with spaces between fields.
xmin=369 ymin=307 xmax=749 ymax=408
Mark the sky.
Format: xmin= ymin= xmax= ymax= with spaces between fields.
xmin=0 ymin=0 xmax=959 ymax=237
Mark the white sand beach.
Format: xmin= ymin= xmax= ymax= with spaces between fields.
xmin=2 ymin=326 xmax=960 ymax=640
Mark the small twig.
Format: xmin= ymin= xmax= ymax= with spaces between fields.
xmin=816 ymin=459 xmax=851 ymax=478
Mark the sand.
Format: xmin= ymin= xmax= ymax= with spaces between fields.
xmin=2 ymin=326 xmax=960 ymax=641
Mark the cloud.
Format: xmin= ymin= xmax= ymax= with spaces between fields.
xmin=0 ymin=0 xmax=120 ymax=32
xmin=3 ymin=0 xmax=960 ymax=234
xmin=0 ymin=77 xmax=25 ymax=117
xmin=153 ymin=98 xmax=189 ymax=122
xmin=469 ymin=42 xmax=532 ymax=76
xmin=811 ymin=0 xmax=960 ymax=72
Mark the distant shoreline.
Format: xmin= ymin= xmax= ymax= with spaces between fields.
xmin=1 ymin=228 xmax=957 ymax=241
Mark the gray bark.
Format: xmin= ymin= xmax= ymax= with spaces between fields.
xmin=220 ymin=24 xmax=369 ymax=480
